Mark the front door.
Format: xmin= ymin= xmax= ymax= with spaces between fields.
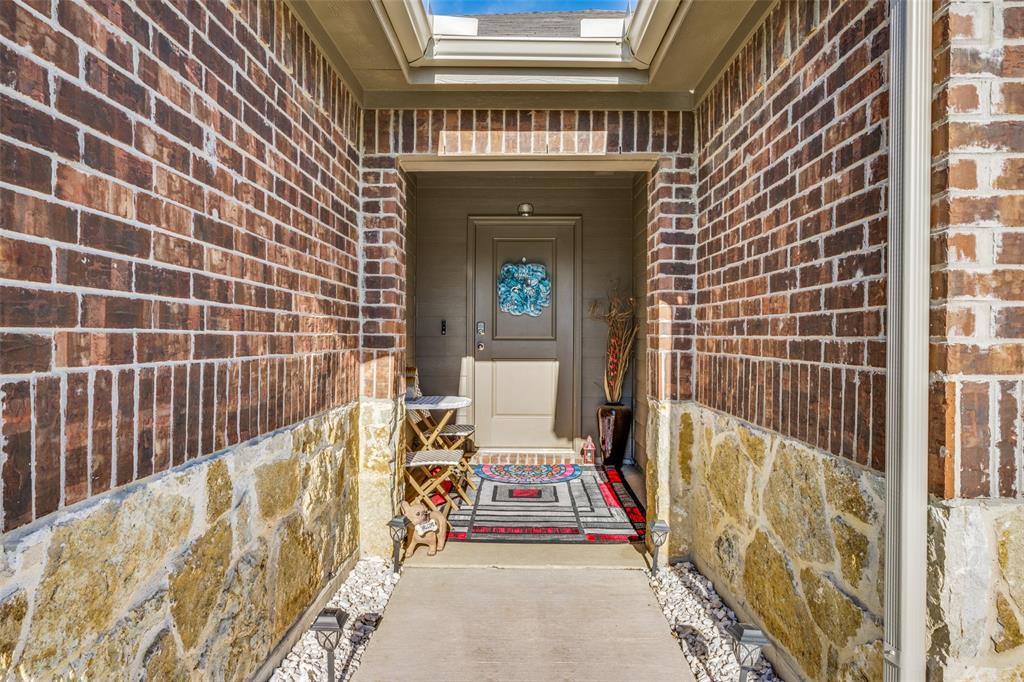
xmin=470 ymin=216 xmax=580 ymax=451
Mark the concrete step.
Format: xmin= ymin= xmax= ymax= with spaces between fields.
xmin=405 ymin=540 xmax=651 ymax=570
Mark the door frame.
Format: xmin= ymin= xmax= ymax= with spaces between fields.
xmin=466 ymin=215 xmax=583 ymax=453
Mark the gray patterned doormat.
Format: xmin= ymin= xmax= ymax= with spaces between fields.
xmin=447 ymin=465 xmax=645 ymax=544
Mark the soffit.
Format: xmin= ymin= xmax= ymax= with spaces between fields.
xmin=287 ymin=0 xmax=772 ymax=111
xmin=414 ymin=170 xmax=637 ymax=189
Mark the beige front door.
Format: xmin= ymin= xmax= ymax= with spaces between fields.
xmin=470 ymin=216 xmax=580 ymax=451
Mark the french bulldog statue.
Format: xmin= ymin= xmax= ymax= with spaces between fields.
xmin=401 ymin=500 xmax=448 ymax=558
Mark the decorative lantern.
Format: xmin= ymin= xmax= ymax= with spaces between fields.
xmin=312 ymin=607 xmax=348 ymax=682
xmin=387 ymin=514 xmax=409 ymax=573
xmin=725 ymin=622 xmax=770 ymax=682
xmin=649 ymin=519 xmax=669 ymax=575
xmin=581 ymin=435 xmax=597 ymax=464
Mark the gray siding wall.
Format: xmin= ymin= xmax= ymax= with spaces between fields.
xmin=409 ymin=172 xmax=636 ymax=447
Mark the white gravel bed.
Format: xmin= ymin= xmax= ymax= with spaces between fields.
xmin=650 ymin=562 xmax=780 ymax=682
xmin=271 ymin=558 xmax=399 ymax=682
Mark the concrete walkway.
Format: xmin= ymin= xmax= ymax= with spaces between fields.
xmin=404 ymin=538 xmax=649 ymax=569
xmin=353 ymin=548 xmax=694 ymax=682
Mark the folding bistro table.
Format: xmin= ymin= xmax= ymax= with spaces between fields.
xmin=405 ymin=395 xmax=473 ymax=450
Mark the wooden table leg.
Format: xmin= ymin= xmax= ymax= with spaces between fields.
xmin=422 ymin=409 xmax=454 ymax=449
xmin=406 ymin=412 xmax=431 ymax=450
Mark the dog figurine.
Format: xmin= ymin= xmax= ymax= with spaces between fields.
xmin=401 ymin=500 xmax=448 ymax=558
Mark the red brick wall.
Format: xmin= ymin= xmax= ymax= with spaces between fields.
xmin=0 ymin=0 xmax=702 ymax=533
xmin=931 ymin=0 xmax=1024 ymax=499
xmin=645 ymin=153 xmax=698 ymax=402
xmin=359 ymin=108 xmax=698 ymax=403
xmin=359 ymin=150 xmax=409 ymax=401
xmin=694 ymin=0 xmax=889 ymax=471
xmin=0 ymin=0 xmax=362 ymax=532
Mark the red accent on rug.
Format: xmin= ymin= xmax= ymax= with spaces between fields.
xmin=598 ymin=482 xmax=621 ymax=507
xmin=511 ymin=488 xmax=542 ymax=498
xmin=449 ymin=466 xmax=646 ymax=544
xmin=472 ymin=526 xmax=580 ymax=535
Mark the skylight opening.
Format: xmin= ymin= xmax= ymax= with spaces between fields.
xmin=424 ymin=0 xmax=632 ymax=40
xmin=380 ymin=0 xmax=679 ymax=77
xmin=426 ymin=0 xmax=631 ymax=16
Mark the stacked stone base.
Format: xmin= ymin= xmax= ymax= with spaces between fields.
xmin=928 ymin=499 xmax=1024 ymax=680
xmin=0 ymin=403 xmax=362 ymax=679
xmin=655 ymin=401 xmax=885 ymax=681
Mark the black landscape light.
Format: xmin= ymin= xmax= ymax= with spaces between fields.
xmin=726 ymin=622 xmax=770 ymax=682
xmin=649 ymin=519 xmax=670 ymax=575
xmin=387 ymin=514 xmax=409 ymax=573
xmin=312 ymin=607 xmax=348 ymax=682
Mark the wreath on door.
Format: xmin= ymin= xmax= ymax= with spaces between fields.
xmin=497 ymin=261 xmax=552 ymax=317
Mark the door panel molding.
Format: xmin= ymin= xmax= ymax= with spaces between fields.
xmin=466 ymin=215 xmax=582 ymax=452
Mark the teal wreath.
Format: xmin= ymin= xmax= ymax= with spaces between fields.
xmin=497 ymin=262 xmax=552 ymax=317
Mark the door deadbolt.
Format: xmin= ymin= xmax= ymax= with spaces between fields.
xmin=476 ymin=321 xmax=486 ymax=336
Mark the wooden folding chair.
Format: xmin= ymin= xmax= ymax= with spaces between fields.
xmin=403 ymin=449 xmax=471 ymax=514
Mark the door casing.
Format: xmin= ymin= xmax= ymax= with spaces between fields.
xmin=466 ymin=215 xmax=583 ymax=453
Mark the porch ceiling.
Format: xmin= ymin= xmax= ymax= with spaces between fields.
xmin=286 ymin=0 xmax=772 ymax=110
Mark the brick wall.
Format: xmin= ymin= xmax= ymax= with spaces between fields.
xmin=694 ymin=0 xmax=889 ymax=471
xmin=0 ymin=0 xmax=703 ymax=533
xmin=931 ymin=0 xmax=1024 ymax=499
xmin=646 ymin=152 xmax=699 ymax=403
xmin=0 ymin=0 xmax=363 ymax=532
xmin=359 ymin=108 xmax=698 ymax=405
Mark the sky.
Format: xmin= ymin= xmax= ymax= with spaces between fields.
xmin=426 ymin=0 xmax=629 ymax=14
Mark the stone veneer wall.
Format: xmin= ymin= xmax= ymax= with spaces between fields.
xmin=928 ymin=0 xmax=1024 ymax=678
xmin=669 ymin=403 xmax=884 ymax=681
xmin=928 ymin=500 xmax=1024 ymax=679
xmin=0 ymin=403 xmax=360 ymax=678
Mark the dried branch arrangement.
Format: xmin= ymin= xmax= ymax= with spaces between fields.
xmin=589 ymin=293 xmax=638 ymax=404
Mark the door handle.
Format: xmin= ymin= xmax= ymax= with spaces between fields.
xmin=476 ymin=342 xmax=485 ymax=352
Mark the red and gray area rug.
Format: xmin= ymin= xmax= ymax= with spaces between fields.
xmin=447 ymin=464 xmax=646 ymax=544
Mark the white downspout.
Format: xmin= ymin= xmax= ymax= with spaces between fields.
xmin=883 ymin=0 xmax=930 ymax=680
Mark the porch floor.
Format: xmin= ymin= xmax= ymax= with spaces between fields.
xmin=352 ymin=563 xmax=694 ymax=682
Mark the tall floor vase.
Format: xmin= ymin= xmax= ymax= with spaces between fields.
xmin=597 ymin=403 xmax=632 ymax=468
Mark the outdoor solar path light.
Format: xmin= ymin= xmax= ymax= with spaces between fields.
xmin=387 ymin=514 xmax=409 ymax=573
xmin=725 ymin=622 xmax=770 ymax=682
xmin=650 ymin=519 xmax=670 ymax=575
xmin=311 ymin=607 xmax=347 ymax=682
